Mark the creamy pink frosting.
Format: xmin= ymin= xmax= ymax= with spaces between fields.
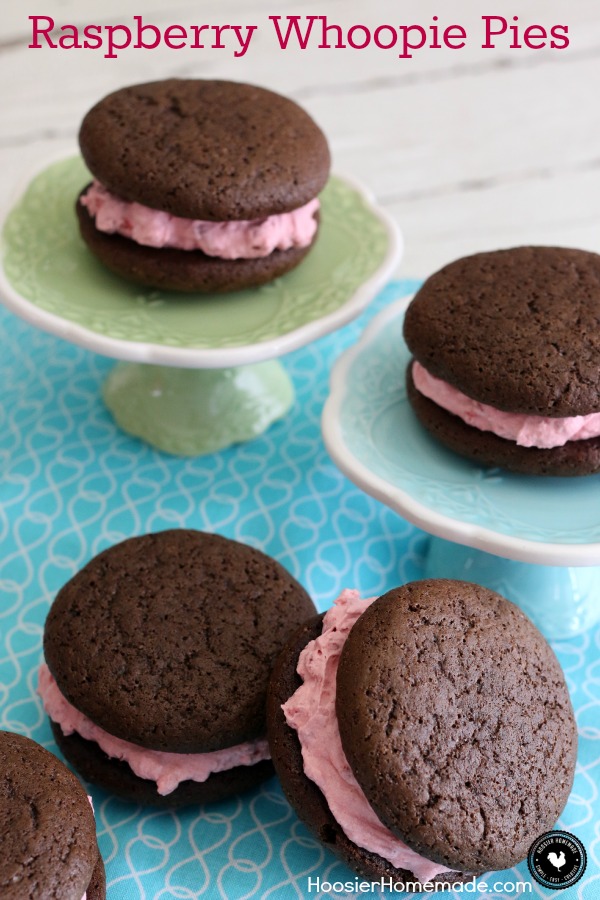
xmin=413 ymin=360 xmax=600 ymax=449
xmin=81 ymin=180 xmax=320 ymax=259
xmin=282 ymin=590 xmax=453 ymax=882
xmin=38 ymin=663 xmax=270 ymax=795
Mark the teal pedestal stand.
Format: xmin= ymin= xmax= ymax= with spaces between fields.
xmin=424 ymin=537 xmax=600 ymax=638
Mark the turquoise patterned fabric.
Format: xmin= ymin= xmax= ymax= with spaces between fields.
xmin=0 ymin=280 xmax=598 ymax=899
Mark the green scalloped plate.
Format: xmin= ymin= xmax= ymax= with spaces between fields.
xmin=0 ymin=156 xmax=401 ymax=368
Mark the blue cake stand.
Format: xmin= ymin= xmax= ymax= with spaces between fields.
xmin=322 ymin=294 xmax=600 ymax=639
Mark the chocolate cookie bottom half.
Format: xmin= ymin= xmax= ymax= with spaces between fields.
xmin=407 ymin=364 xmax=600 ymax=476
xmin=77 ymin=199 xmax=317 ymax=293
xmin=52 ymin=722 xmax=275 ymax=809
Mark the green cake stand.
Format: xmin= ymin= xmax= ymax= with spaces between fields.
xmin=0 ymin=155 xmax=401 ymax=456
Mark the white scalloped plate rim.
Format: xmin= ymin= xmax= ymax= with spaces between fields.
xmin=322 ymin=295 xmax=600 ymax=567
xmin=0 ymin=150 xmax=403 ymax=369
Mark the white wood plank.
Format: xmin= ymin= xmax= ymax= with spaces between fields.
xmin=1 ymin=0 xmax=599 ymax=280
xmin=386 ymin=168 xmax=600 ymax=277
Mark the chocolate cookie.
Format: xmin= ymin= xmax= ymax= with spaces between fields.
xmin=0 ymin=730 xmax=105 ymax=900
xmin=336 ymin=581 xmax=577 ymax=874
xmin=79 ymin=79 xmax=330 ymax=220
xmin=77 ymin=79 xmax=330 ymax=292
xmin=403 ymin=247 xmax=600 ymax=474
xmin=41 ymin=529 xmax=316 ymax=806
xmin=267 ymin=615 xmax=471 ymax=888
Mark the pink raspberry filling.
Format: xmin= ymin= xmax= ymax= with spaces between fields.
xmin=282 ymin=589 xmax=454 ymax=882
xmin=81 ymin=180 xmax=320 ymax=259
xmin=38 ymin=663 xmax=270 ymax=796
xmin=412 ymin=360 xmax=600 ymax=449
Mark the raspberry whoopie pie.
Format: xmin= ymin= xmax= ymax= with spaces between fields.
xmin=267 ymin=580 xmax=577 ymax=885
xmin=77 ymin=79 xmax=330 ymax=292
xmin=0 ymin=730 xmax=105 ymax=900
xmin=404 ymin=246 xmax=600 ymax=475
xmin=39 ymin=529 xmax=316 ymax=807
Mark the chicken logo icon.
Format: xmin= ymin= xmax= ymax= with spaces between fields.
xmin=528 ymin=831 xmax=586 ymax=889
xmin=547 ymin=850 xmax=566 ymax=871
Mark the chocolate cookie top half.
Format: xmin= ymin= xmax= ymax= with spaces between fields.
xmin=44 ymin=530 xmax=315 ymax=753
xmin=79 ymin=79 xmax=331 ymax=221
xmin=336 ymin=580 xmax=577 ymax=874
xmin=403 ymin=246 xmax=600 ymax=417
xmin=0 ymin=731 xmax=97 ymax=900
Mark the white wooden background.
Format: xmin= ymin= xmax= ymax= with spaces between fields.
xmin=1 ymin=0 xmax=599 ymax=278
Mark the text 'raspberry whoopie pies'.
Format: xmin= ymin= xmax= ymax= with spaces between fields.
xmin=0 ymin=730 xmax=106 ymax=900
xmin=77 ymin=78 xmax=330 ymax=293
xmin=404 ymin=246 xmax=600 ymax=475
xmin=267 ymin=580 xmax=577 ymax=886
xmin=38 ymin=529 xmax=316 ymax=807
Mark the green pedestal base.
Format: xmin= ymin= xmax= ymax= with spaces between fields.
xmin=102 ymin=361 xmax=294 ymax=456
